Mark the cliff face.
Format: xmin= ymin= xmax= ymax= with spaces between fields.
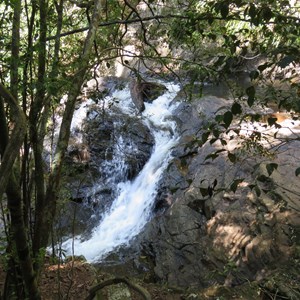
xmin=139 ymin=86 xmax=300 ymax=292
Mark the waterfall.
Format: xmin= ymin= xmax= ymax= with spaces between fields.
xmin=63 ymin=82 xmax=180 ymax=262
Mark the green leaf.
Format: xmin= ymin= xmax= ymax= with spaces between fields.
xmin=248 ymin=4 xmax=256 ymax=19
xmin=212 ymin=179 xmax=218 ymax=189
xmin=278 ymin=55 xmax=295 ymax=68
xmin=210 ymin=138 xmax=218 ymax=145
xmin=220 ymin=3 xmax=229 ymax=18
xmin=228 ymin=152 xmax=236 ymax=163
xmin=262 ymin=6 xmax=272 ymax=22
xmin=266 ymin=163 xmax=278 ymax=176
xmin=202 ymin=131 xmax=210 ymax=144
xmin=255 ymin=186 xmax=261 ymax=197
xmin=246 ymin=86 xmax=255 ymax=98
xmin=221 ymin=139 xmax=227 ymax=146
xmin=231 ymin=102 xmax=242 ymax=115
xmin=213 ymin=129 xmax=220 ymax=138
xmin=295 ymin=167 xmax=300 ymax=176
xmin=230 ymin=178 xmax=244 ymax=193
xmin=186 ymin=179 xmax=193 ymax=186
xmin=267 ymin=117 xmax=277 ymax=126
xmin=249 ymin=70 xmax=259 ymax=80
xmin=223 ymin=111 xmax=233 ymax=129
xmin=215 ymin=114 xmax=223 ymax=122
xmin=205 ymin=149 xmax=226 ymax=161
xmin=257 ymin=174 xmax=269 ymax=182
xmin=258 ymin=62 xmax=271 ymax=72
xmin=246 ymin=86 xmax=256 ymax=107
xmin=208 ymin=16 xmax=214 ymax=25
xmin=248 ymin=184 xmax=256 ymax=190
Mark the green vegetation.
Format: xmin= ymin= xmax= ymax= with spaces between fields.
xmin=0 ymin=0 xmax=299 ymax=298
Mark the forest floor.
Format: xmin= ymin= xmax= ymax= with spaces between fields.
xmin=1 ymin=251 xmax=300 ymax=299
xmin=0 ymin=258 xmax=184 ymax=300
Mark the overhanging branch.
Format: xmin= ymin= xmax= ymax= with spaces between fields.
xmin=46 ymin=14 xmax=188 ymax=41
xmin=46 ymin=11 xmax=300 ymax=42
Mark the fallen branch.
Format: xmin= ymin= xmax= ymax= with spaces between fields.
xmin=85 ymin=277 xmax=151 ymax=300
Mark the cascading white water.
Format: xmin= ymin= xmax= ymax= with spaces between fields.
xmin=63 ymin=82 xmax=180 ymax=262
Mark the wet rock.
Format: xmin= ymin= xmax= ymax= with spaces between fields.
xmin=139 ymin=90 xmax=300 ymax=289
xmin=130 ymin=78 xmax=167 ymax=112
xmin=67 ymin=143 xmax=90 ymax=163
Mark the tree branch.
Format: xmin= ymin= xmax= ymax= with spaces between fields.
xmin=46 ymin=14 xmax=187 ymax=41
xmin=46 ymin=11 xmax=300 ymax=41
xmin=85 ymin=277 xmax=151 ymax=300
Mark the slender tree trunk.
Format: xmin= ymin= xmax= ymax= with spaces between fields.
xmin=30 ymin=0 xmax=48 ymax=257
xmin=0 ymin=89 xmax=40 ymax=300
xmin=0 ymin=87 xmax=26 ymax=201
xmin=6 ymin=176 xmax=41 ymax=300
xmin=22 ymin=0 xmax=37 ymax=230
xmin=10 ymin=0 xmax=21 ymax=99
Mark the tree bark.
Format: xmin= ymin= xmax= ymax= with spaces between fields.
xmin=10 ymin=0 xmax=21 ymax=100
xmin=0 ymin=86 xmax=26 ymax=201
xmin=0 ymin=88 xmax=40 ymax=299
xmin=21 ymin=0 xmax=36 ymax=232
xmin=6 ymin=175 xmax=41 ymax=300
xmin=30 ymin=0 xmax=48 ymax=257
xmin=86 ymin=277 xmax=152 ymax=300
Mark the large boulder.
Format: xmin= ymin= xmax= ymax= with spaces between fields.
xmin=138 ymin=91 xmax=300 ymax=291
xmin=129 ymin=78 xmax=167 ymax=112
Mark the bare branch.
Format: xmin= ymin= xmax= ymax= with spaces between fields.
xmin=85 ymin=277 xmax=151 ymax=300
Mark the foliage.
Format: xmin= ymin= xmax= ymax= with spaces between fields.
xmin=0 ymin=0 xmax=299 ymax=298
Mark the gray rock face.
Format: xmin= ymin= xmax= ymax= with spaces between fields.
xmin=139 ymin=91 xmax=300 ymax=288
xmin=129 ymin=78 xmax=167 ymax=112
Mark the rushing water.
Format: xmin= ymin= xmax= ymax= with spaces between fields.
xmin=63 ymin=82 xmax=180 ymax=262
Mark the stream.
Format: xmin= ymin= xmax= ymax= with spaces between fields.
xmin=62 ymin=82 xmax=180 ymax=262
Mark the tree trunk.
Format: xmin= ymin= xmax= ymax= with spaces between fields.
xmin=0 ymin=91 xmax=40 ymax=299
xmin=30 ymin=0 xmax=48 ymax=257
xmin=6 ymin=175 xmax=41 ymax=300
xmin=0 ymin=86 xmax=26 ymax=202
